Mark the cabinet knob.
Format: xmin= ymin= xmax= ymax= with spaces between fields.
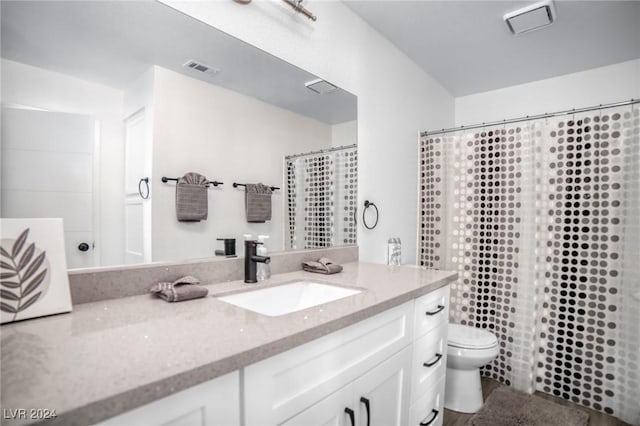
xmin=78 ymin=242 xmax=90 ymax=252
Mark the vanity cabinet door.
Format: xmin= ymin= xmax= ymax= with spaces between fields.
xmin=97 ymin=371 xmax=240 ymax=426
xmin=244 ymin=302 xmax=413 ymax=426
xmin=282 ymin=346 xmax=411 ymax=426
xmin=280 ymin=384 xmax=353 ymax=426
xmin=352 ymin=346 xmax=412 ymax=426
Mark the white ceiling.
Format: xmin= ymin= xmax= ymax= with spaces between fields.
xmin=0 ymin=1 xmax=356 ymax=125
xmin=345 ymin=0 xmax=640 ymax=96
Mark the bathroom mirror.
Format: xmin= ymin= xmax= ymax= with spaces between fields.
xmin=0 ymin=1 xmax=357 ymax=269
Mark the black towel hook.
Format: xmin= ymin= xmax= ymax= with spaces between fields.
xmin=362 ymin=200 xmax=379 ymax=230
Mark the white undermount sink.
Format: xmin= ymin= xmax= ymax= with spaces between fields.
xmin=217 ymin=281 xmax=361 ymax=317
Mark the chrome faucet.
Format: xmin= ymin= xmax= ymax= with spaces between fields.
xmin=244 ymin=240 xmax=270 ymax=283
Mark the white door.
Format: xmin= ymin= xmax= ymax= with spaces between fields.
xmin=1 ymin=107 xmax=96 ymax=268
xmin=123 ymin=109 xmax=150 ymax=264
xmin=352 ymin=347 xmax=412 ymax=426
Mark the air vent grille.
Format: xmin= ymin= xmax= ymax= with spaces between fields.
xmin=305 ymin=79 xmax=338 ymax=95
xmin=503 ymin=0 xmax=556 ymax=35
xmin=182 ymin=60 xmax=219 ymax=75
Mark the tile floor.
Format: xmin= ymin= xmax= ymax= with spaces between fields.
xmin=443 ymin=378 xmax=631 ymax=426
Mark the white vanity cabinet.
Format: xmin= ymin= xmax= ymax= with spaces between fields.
xmin=244 ymin=301 xmax=414 ymax=425
xmin=244 ymin=284 xmax=450 ymax=426
xmin=97 ymin=371 xmax=240 ymax=426
xmin=98 ymin=284 xmax=451 ymax=426
xmin=408 ymin=286 xmax=450 ymax=426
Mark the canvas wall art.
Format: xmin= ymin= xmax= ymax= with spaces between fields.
xmin=1 ymin=218 xmax=72 ymax=324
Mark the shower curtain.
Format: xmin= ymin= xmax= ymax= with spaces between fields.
xmin=418 ymin=105 xmax=639 ymax=424
xmin=286 ymin=145 xmax=357 ymax=250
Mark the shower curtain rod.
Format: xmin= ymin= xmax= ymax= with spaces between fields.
xmin=281 ymin=0 xmax=317 ymax=21
xmin=421 ymin=98 xmax=639 ymax=137
xmin=285 ymin=143 xmax=356 ymax=160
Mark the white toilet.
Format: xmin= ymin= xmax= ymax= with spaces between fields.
xmin=444 ymin=324 xmax=499 ymax=413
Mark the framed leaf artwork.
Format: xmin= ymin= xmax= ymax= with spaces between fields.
xmin=1 ymin=218 xmax=72 ymax=324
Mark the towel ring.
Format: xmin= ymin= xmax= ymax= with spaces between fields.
xmin=138 ymin=177 xmax=150 ymax=199
xmin=362 ymin=200 xmax=378 ymax=230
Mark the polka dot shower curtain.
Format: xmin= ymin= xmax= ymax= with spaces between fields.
xmin=285 ymin=145 xmax=357 ymax=250
xmin=418 ymin=104 xmax=639 ymax=424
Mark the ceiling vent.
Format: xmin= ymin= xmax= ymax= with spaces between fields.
xmin=305 ymin=78 xmax=338 ymax=95
xmin=182 ymin=60 xmax=219 ymax=75
xmin=504 ymin=0 xmax=556 ymax=35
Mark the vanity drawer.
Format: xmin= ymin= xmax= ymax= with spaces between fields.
xmin=411 ymin=324 xmax=447 ymax=403
xmin=244 ymin=301 xmax=414 ymax=425
xmin=414 ymin=285 xmax=449 ymax=338
xmin=408 ymin=377 xmax=445 ymax=426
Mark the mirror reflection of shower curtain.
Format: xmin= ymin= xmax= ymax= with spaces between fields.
xmin=286 ymin=146 xmax=357 ymax=250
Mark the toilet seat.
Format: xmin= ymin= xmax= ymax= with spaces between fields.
xmin=448 ymin=324 xmax=498 ymax=349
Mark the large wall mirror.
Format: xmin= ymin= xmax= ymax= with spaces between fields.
xmin=1 ymin=1 xmax=357 ymax=270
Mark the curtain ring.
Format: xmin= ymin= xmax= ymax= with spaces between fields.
xmin=138 ymin=177 xmax=150 ymax=199
xmin=362 ymin=200 xmax=379 ymax=230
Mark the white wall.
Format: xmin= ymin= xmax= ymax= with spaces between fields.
xmin=160 ymin=1 xmax=455 ymax=264
xmin=1 ymin=59 xmax=125 ymax=267
xmin=331 ymin=120 xmax=357 ymax=148
xmin=455 ymin=59 xmax=640 ymax=125
xmin=151 ymin=66 xmax=332 ymax=261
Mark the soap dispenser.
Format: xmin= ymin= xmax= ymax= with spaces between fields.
xmin=256 ymin=235 xmax=270 ymax=281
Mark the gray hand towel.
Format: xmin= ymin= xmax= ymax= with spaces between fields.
xmin=302 ymin=257 xmax=343 ymax=275
xmin=176 ymin=172 xmax=209 ymax=222
xmin=150 ymin=276 xmax=209 ymax=302
xmin=245 ymin=183 xmax=272 ymax=223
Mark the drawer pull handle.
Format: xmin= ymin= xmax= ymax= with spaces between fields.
xmin=360 ymin=397 xmax=370 ymax=426
xmin=423 ymin=353 xmax=443 ymax=367
xmin=419 ymin=409 xmax=439 ymax=426
xmin=345 ymin=407 xmax=355 ymax=426
xmin=425 ymin=305 xmax=445 ymax=316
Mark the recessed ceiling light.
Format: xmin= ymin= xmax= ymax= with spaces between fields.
xmin=305 ymin=79 xmax=338 ymax=95
xmin=504 ymin=0 xmax=556 ymax=35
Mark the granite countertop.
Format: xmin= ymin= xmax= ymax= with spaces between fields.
xmin=1 ymin=262 xmax=457 ymax=426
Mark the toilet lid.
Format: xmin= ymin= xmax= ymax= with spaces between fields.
xmin=448 ymin=324 xmax=498 ymax=349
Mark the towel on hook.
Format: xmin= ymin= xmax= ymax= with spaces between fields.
xmin=176 ymin=172 xmax=209 ymax=221
xmin=150 ymin=276 xmax=208 ymax=302
xmin=245 ymin=183 xmax=272 ymax=223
